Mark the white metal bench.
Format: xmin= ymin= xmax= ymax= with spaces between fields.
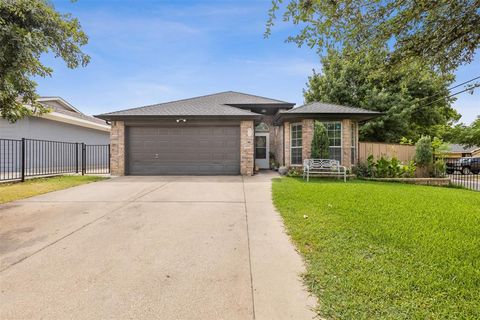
xmin=302 ymin=159 xmax=346 ymax=182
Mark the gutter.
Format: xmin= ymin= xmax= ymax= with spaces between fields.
xmin=40 ymin=111 xmax=110 ymax=132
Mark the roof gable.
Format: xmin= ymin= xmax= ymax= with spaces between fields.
xmin=38 ymin=97 xmax=81 ymax=113
xmin=96 ymin=91 xmax=293 ymax=118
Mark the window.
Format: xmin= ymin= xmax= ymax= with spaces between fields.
xmin=290 ymin=123 xmax=302 ymax=165
xmin=255 ymin=136 xmax=267 ymax=159
xmin=323 ymin=122 xmax=342 ymax=162
xmin=351 ymin=122 xmax=357 ymax=164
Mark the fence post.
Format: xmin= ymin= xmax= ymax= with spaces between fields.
xmin=21 ymin=138 xmax=26 ymax=182
xmin=81 ymin=143 xmax=86 ymax=175
xmin=75 ymin=142 xmax=79 ymax=173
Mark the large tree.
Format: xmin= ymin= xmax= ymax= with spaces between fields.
xmin=266 ymin=0 xmax=480 ymax=72
xmin=0 ymin=0 xmax=89 ymax=122
xmin=444 ymin=116 xmax=480 ymax=147
xmin=304 ymin=48 xmax=461 ymax=142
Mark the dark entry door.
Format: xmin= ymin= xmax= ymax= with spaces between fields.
xmin=127 ymin=126 xmax=240 ymax=175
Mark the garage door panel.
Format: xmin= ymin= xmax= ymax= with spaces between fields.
xmin=127 ymin=126 xmax=240 ymax=175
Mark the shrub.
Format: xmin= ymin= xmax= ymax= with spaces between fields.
xmin=311 ymin=121 xmax=330 ymax=159
xmin=287 ymin=167 xmax=303 ymax=177
xmin=433 ymin=159 xmax=447 ymax=177
xmin=401 ymin=160 xmax=416 ymax=178
xmin=355 ymin=155 xmax=416 ymax=178
xmin=415 ymin=136 xmax=433 ymax=167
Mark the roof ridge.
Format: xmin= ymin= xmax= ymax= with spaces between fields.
xmin=216 ymin=103 xmax=260 ymax=116
xmin=101 ymin=91 xmax=236 ymax=115
xmin=102 ymin=91 xmax=293 ymax=116
xmin=102 ymin=91 xmax=250 ymax=115
xmin=225 ymin=91 xmax=294 ymax=104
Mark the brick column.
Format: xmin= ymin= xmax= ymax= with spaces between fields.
xmin=341 ymin=119 xmax=352 ymax=168
xmin=284 ymin=122 xmax=291 ymax=166
xmin=240 ymin=120 xmax=254 ymax=175
xmin=302 ymin=119 xmax=314 ymax=162
xmin=110 ymin=121 xmax=125 ymax=176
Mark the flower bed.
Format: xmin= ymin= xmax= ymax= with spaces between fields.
xmin=363 ymin=177 xmax=451 ymax=186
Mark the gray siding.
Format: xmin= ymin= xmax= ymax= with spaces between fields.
xmin=0 ymin=117 xmax=109 ymax=144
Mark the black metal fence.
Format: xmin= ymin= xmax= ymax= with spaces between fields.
xmin=0 ymin=138 xmax=110 ymax=182
xmin=446 ymin=159 xmax=480 ymax=191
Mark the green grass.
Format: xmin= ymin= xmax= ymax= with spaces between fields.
xmin=0 ymin=175 xmax=107 ymax=204
xmin=272 ymin=178 xmax=480 ymax=319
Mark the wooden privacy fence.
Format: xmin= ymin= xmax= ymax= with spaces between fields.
xmin=358 ymin=142 xmax=416 ymax=164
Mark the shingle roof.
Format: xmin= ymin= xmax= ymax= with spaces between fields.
xmin=285 ymin=101 xmax=382 ymax=115
xmin=48 ymin=104 xmax=108 ymax=125
xmin=96 ymin=91 xmax=292 ymax=118
xmin=449 ymin=144 xmax=479 ymax=153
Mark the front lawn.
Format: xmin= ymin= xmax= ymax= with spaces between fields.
xmin=0 ymin=175 xmax=107 ymax=204
xmin=272 ymin=178 xmax=480 ymax=319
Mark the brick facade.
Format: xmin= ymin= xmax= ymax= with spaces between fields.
xmin=283 ymin=122 xmax=291 ymax=166
xmin=110 ymin=121 xmax=125 ymax=176
xmin=240 ymin=120 xmax=254 ymax=175
xmin=341 ymin=119 xmax=352 ymax=168
xmin=302 ymin=119 xmax=314 ymax=162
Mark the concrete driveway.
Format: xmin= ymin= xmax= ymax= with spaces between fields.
xmin=0 ymin=173 xmax=316 ymax=319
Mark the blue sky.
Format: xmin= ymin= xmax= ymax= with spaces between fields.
xmin=37 ymin=0 xmax=479 ymax=124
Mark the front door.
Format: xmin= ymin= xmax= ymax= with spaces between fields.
xmin=255 ymin=133 xmax=269 ymax=169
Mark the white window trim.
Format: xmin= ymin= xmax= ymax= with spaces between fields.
xmin=322 ymin=121 xmax=342 ymax=163
xmin=290 ymin=122 xmax=303 ymax=165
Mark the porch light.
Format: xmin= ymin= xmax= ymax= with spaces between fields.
xmin=176 ymin=119 xmax=187 ymax=123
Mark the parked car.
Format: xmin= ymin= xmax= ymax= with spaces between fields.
xmin=446 ymin=157 xmax=480 ymax=175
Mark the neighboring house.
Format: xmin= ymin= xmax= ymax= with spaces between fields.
xmin=96 ymin=91 xmax=381 ymax=176
xmin=0 ymin=97 xmax=110 ymax=144
xmin=442 ymin=144 xmax=480 ymax=161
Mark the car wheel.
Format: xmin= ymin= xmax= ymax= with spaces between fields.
xmin=462 ymin=167 xmax=471 ymax=175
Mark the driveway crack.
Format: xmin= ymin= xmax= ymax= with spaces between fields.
xmin=242 ymin=175 xmax=256 ymax=320
xmin=0 ymin=181 xmax=171 ymax=273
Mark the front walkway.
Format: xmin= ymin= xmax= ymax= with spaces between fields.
xmin=0 ymin=173 xmax=316 ymax=319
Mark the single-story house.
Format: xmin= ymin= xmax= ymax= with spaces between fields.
xmin=0 ymin=97 xmax=110 ymax=144
xmin=96 ymin=91 xmax=381 ymax=176
xmin=442 ymin=144 xmax=480 ymax=161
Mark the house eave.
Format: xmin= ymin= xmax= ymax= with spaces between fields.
xmin=40 ymin=112 xmax=110 ymax=132
xmin=95 ymin=114 xmax=262 ymax=121
xmin=274 ymin=112 xmax=383 ymax=124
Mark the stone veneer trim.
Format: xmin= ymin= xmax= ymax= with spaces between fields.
xmin=110 ymin=120 xmax=125 ymax=176
xmin=240 ymin=120 xmax=254 ymax=175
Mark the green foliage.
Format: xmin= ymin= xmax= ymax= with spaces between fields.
xmin=415 ymin=136 xmax=433 ymax=167
xmin=265 ymin=0 xmax=480 ymax=72
xmin=356 ymin=155 xmax=416 ymax=178
xmin=310 ymin=121 xmax=330 ymax=158
xmin=0 ymin=0 xmax=90 ymax=122
xmin=0 ymin=175 xmax=106 ymax=204
xmin=399 ymin=137 xmax=414 ymax=145
xmin=432 ymin=137 xmax=451 ymax=159
xmin=444 ymin=116 xmax=480 ymax=147
xmin=287 ymin=166 xmax=303 ymax=177
xmin=433 ymin=159 xmax=447 ymax=178
xmin=402 ymin=160 xmax=417 ymax=178
xmin=273 ymin=178 xmax=480 ymax=319
xmin=303 ymin=48 xmax=460 ymax=142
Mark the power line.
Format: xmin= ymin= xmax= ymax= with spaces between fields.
xmin=414 ymin=75 xmax=480 ymax=105
xmin=448 ymin=75 xmax=480 ymax=91
xmin=421 ymin=83 xmax=480 ymax=108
